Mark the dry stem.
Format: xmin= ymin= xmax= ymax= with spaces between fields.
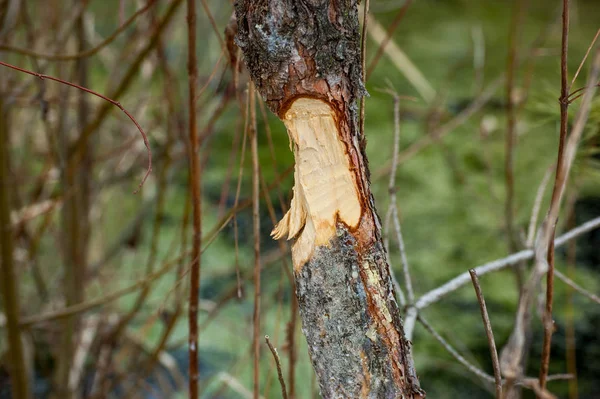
xmin=469 ymin=270 xmax=502 ymax=398
xmin=186 ymin=0 xmax=201 ymax=394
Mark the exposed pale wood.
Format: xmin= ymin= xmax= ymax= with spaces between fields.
xmin=273 ymin=98 xmax=362 ymax=269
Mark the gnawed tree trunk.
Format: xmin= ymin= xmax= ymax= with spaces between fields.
xmin=234 ymin=1 xmax=424 ymax=397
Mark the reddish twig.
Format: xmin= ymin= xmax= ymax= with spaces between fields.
xmin=186 ymin=0 xmax=201 ymax=396
xmin=250 ymin=82 xmax=262 ymax=399
xmin=265 ymin=335 xmax=289 ymax=399
xmin=365 ymin=0 xmax=413 ymax=80
xmin=0 ymin=60 xmax=152 ymax=193
xmin=539 ymin=0 xmax=570 ymax=390
xmin=504 ymin=0 xmax=529 ymax=262
xmin=469 ymin=270 xmax=502 ymax=398
xmin=359 ymin=0 xmax=370 ymax=138
xmin=567 ymin=83 xmax=600 ymax=103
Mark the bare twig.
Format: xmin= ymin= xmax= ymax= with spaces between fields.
xmin=0 ymin=0 xmax=158 ymax=61
xmin=374 ymin=75 xmax=504 ymax=180
xmin=250 ymin=83 xmax=262 ymax=399
xmin=365 ymin=14 xmax=435 ymax=103
xmin=404 ymin=215 xmax=600 ymax=338
xmin=232 ymin=90 xmax=251 ymax=299
xmin=526 ymin=164 xmax=554 ymax=248
xmin=68 ymin=315 xmax=99 ymax=391
xmin=20 ymin=252 xmax=186 ymax=327
xmin=499 ymin=38 xmax=600 ymax=393
xmin=417 ymin=316 xmax=495 ymax=384
xmin=359 ymin=0 xmax=370 ymax=138
xmin=365 ymin=0 xmax=413 ymax=79
xmin=186 ymin=0 xmax=201 ymax=394
xmin=469 ymin=270 xmax=502 ymax=398
xmin=383 ymin=91 xmax=409 ymax=306
xmin=0 ymin=60 xmax=152 ymax=193
xmin=287 ymin=282 xmax=298 ymax=399
xmin=554 ymin=269 xmax=600 ymax=305
xmin=567 ymin=83 xmax=600 ymax=103
xmin=417 ymin=316 xmax=562 ymax=399
xmin=539 ymin=1 xmax=571 ymax=388
xmin=199 ymin=0 xmax=226 ymax=54
xmin=265 ymin=335 xmax=289 ymax=399
xmin=564 ymin=210 xmax=579 ymax=399
xmin=393 ymin=208 xmax=414 ymax=303
xmin=67 ymin=0 xmax=182 ymax=194
xmin=217 ymin=372 xmax=265 ymax=399
xmin=539 ymin=10 xmax=600 ymax=390
xmin=256 ymin=153 xmax=296 ymax=399
xmin=0 ymin=94 xmax=31 ymax=399
xmin=504 ymin=0 xmax=529 ymax=259
xmin=568 ymin=27 xmax=600 ymax=92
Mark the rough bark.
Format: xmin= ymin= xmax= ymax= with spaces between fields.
xmin=235 ymin=1 xmax=424 ymax=397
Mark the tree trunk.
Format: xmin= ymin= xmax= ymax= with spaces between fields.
xmin=234 ymin=1 xmax=424 ymax=397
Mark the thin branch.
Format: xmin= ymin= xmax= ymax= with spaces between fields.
xmin=540 ymin=14 xmax=600 ymax=390
xmin=232 ymin=89 xmax=251 ymax=299
xmin=500 ymin=42 xmax=600 ymax=385
xmin=383 ymin=91 xmax=409 ymax=306
xmin=0 ymin=0 xmax=158 ymax=61
xmin=567 ymin=83 xmax=600 ymax=103
xmin=393 ymin=207 xmax=414 ymax=303
xmin=417 ymin=316 xmax=562 ymax=399
xmin=359 ymin=0 xmax=370 ymax=138
xmin=418 ymin=316 xmax=495 ymax=384
xmin=0 ymin=60 xmax=152 ymax=192
xmin=265 ymin=335 xmax=289 ymax=399
xmin=67 ymin=0 xmax=182 ymax=193
xmin=18 ymin=252 xmax=186 ymax=327
xmin=504 ymin=0 xmax=529 ymax=258
xmin=469 ymin=270 xmax=502 ymax=398
xmin=186 ymin=0 xmax=201 ymax=394
xmin=365 ymin=0 xmax=413 ymax=79
xmin=217 ymin=372 xmax=265 ymax=399
xmin=526 ymin=164 xmax=554 ymax=248
xmin=554 ymin=269 xmax=600 ymax=305
xmin=365 ymin=14 xmax=435 ymax=103
xmin=199 ymin=0 xmax=227 ymax=56
xmin=403 ymin=215 xmax=600 ymax=338
xmin=568 ymin=27 xmax=600 ymax=92
xmin=0 ymin=93 xmax=31 ymax=399
xmin=373 ymin=75 xmax=503 ymax=180
xmin=250 ymin=83 xmax=262 ymax=399
xmin=539 ymin=3 xmax=571 ymax=386
xmin=564 ymin=209 xmax=579 ymax=399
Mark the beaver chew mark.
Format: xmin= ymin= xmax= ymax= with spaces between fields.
xmin=271 ymin=98 xmax=362 ymax=269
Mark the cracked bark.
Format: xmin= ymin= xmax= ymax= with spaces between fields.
xmin=234 ymin=1 xmax=424 ymax=398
